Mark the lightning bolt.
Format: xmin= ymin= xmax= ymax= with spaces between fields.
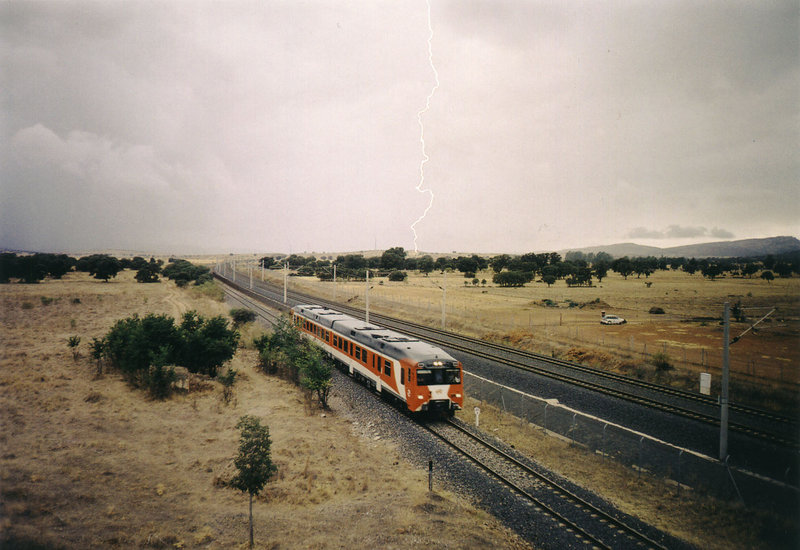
xmin=411 ymin=0 xmax=439 ymax=254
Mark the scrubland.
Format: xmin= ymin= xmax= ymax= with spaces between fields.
xmin=2 ymin=267 xmax=797 ymax=549
xmin=1 ymin=271 xmax=527 ymax=549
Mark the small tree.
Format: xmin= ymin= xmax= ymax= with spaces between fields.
xmin=219 ymin=367 xmax=238 ymax=404
xmin=90 ymin=337 xmax=105 ymax=377
xmin=67 ymin=335 xmax=81 ymax=361
xmin=760 ymin=270 xmax=774 ymax=284
xmin=650 ymin=352 xmax=672 ymax=371
xmin=230 ymin=416 xmax=277 ymax=549
xmin=298 ymin=344 xmax=332 ymax=409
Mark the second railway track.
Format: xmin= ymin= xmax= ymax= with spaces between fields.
xmin=215 ymin=270 xmax=799 ymax=451
xmin=426 ymin=418 xmax=670 ymax=550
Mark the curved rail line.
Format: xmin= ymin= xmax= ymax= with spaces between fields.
xmin=214 ymin=271 xmax=799 ymax=449
xmin=425 ymin=419 xmax=669 ymax=550
xmin=222 ymin=283 xmax=282 ymax=326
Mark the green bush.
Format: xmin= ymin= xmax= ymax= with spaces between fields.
xmin=230 ymin=308 xmax=257 ymax=327
xmin=252 ymin=316 xmax=332 ymax=408
xmin=162 ymin=259 xmax=211 ymax=286
xmin=146 ymin=364 xmax=177 ymax=399
xmin=388 ymin=270 xmax=407 ymax=282
xmin=650 ymin=352 xmax=672 ymax=371
xmin=219 ymin=367 xmax=238 ymax=404
xmin=99 ymin=310 xmax=239 ymax=393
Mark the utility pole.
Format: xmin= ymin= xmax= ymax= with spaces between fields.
xmin=719 ymin=302 xmax=730 ymax=461
xmin=249 ymin=265 xmax=253 ymax=289
xmin=365 ymin=268 xmax=370 ymax=325
xmin=283 ymin=263 xmax=288 ymax=304
xmin=333 ymin=264 xmax=337 ymax=301
xmin=441 ymin=270 xmax=447 ymax=330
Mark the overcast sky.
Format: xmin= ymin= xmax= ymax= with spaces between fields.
xmin=2 ymin=1 xmax=798 ymax=255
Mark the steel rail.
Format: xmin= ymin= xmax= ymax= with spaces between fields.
xmin=423 ymin=419 xmax=668 ymax=550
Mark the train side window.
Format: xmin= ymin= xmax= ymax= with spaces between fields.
xmin=401 ymin=368 xmax=405 ymax=384
xmin=384 ymin=360 xmax=391 ymax=376
xmin=349 ymin=342 xmax=353 ymax=356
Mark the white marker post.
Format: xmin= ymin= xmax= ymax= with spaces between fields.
xmin=474 ymin=406 xmax=481 ymax=428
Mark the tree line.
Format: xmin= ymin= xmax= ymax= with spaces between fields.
xmin=257 ymin=247 xmax=799 ymax=288
xmin=0 ymin=253 xmax=213 ymax=285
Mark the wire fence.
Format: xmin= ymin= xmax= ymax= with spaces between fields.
xmin=464 ymin=371 xmax=799 ymax=513
xmin=319 ymin=287 xmax=799 ymax=388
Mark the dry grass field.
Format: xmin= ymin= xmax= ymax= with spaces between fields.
xmin=259 ymin=266 xmax=799 ymax=414
xmin=1 ymin=271 xmax=528 ymax=549
xmin=2 ymin=268 xmax=797 ymax=549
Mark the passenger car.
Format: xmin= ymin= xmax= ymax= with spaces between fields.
xmin=600 ymin=314 xmax=626 ymax=325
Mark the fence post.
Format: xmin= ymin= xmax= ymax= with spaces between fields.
xmin=602 ymin=424 xmax=607 ymax=462
xmin=638 ymin=436 xmax=644 ymax=479
xmin=544 ymin=403 xmax=548 ymax=434
xmin=571 ymin=413 xmax=577 ymax=446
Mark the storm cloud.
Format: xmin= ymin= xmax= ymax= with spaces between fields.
xmin=1 ymin=1 xmax=797 ymax=254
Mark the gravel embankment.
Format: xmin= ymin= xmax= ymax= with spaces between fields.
xmin=327 ymin=369 xmax=695 ymax=550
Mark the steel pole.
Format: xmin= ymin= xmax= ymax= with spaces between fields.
xmin=365 ymin=268 xmax=370 ymax=325
xmin=719 ymin=302 xmax=730 ymax=461
xmin=441 ymin=271 xmax=447 ymax=329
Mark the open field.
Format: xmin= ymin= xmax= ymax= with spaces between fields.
xmin=2 ymin=270 xmax=797 ymax=549
xmin=0 ymin=271 xmax=527 ymax=549
xmin=254 ymin=265 xmax=800 ymax=414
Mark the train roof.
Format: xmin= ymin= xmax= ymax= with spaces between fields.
xmin=292 ymin=304 xmax=456 ymax=364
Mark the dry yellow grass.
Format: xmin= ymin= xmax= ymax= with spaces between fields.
xmin=0 ymin=271 xmax=529 ymax=549
xmin=262 ymin=267 xmax=799 ymax=411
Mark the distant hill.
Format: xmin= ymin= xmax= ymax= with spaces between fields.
xmin=564 ymin=236 xmax=800 ymax=259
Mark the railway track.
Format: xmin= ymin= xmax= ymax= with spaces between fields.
xmin=214 ymin=270 xmax=799 ymax=450
xmin=222 ymin=283 xmax=283 ymax=325
xmin=426 ymin=418 xmax=669 ymax=550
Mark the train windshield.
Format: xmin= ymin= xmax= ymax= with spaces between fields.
xmin=416 ymin=368 xmax=461 ymax=386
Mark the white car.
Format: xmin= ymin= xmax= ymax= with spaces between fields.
xmin=600 ymin=314 xmax=626 ymax=325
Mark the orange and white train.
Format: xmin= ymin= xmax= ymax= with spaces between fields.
xmin=292 ymin=304 xmax=464 ymax=415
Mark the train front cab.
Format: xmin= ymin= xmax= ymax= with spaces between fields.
xmin=403 ymin=359 xmax=463 ymax=417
